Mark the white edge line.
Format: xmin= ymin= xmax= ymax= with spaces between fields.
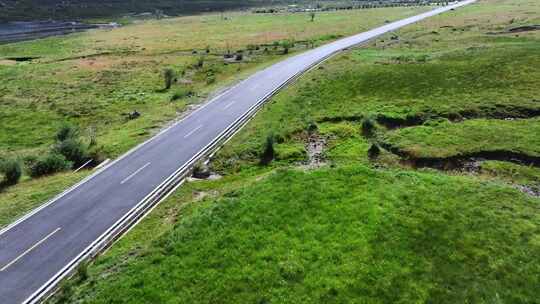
xmin=1 ymin=228 xmax=61 ymax=272
xmin=74 ymin=159 xmax=93 ymax=173
xmin=120 ymin=162 xmax=151 ymax=185
xmin=0 ymin=64 xmax=240 ymax=238
xmin=21 ymin=2 xmax=476 ymax=303
xmin=183 ymin=125 xmax=204 ymax=138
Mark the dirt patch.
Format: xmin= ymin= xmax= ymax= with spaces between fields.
xmin=487 ymin=25 xmax=540 ymax=35
xmin=382 ymin=142 xmax=540 ymax=171
xmin=77 ymin=57 xmax=116 ymax=71
xmin=192 ymin=190 xmax=219 ymax=202
xmin=301 ymin=133 xmax=327 ymax=169
xmin=514 ymin=184 xmax=540 ymax=198
xmin=0 ymin=59 xmax=16 ymax=66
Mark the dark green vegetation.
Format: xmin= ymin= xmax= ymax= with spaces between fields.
xmin=47 ymin=0 xmax=540 ymax=303
xmin=0 ymin=159 xmax=22 ymax=186
xmin=384 ymin=118 xmax=540 ymax=159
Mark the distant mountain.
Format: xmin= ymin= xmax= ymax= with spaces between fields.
xmin=0 ymin=0 xmax=277 ymax=22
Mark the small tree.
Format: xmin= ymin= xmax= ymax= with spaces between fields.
xmin=368 ymin=144 xmax=381 ymax=160
xmin=54 ymin=138 xmax=88 ymax=168
xmin=281 ymin=40 xmax=293 ymax=55
xmin=361 ymin=117 xmax=377 ymax=138
xmin=30 ymin=154 xmax=72 ymax=177
xmin=1 ymin=159 xmax=22 ymax=185
xmin=260 ymin=134 xmax=275 ymax=165
xmin=310 ymin=12 xmax=316 ymax=22
xmin=163 ymin=68 xmax=175 ymax=90
xmin=56 ymin=123 xmax=79 ymax=142
xmin=196 ymin=56 xmax=204 ymax=68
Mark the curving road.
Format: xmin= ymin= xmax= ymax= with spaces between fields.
xmin=0 ymin=1 xmax=475 ymax=303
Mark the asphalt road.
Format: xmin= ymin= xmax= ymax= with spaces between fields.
xmin=0 ymin=1 xmax=475 ymax=303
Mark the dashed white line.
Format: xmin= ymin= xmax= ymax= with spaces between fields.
xmin=120 ymin=162 xmax=151 ymax=185
xmin=224 ymin=101 xmax=236 ymax=109
xmin=1 ymin=228 xmax=62 ymax=272
xmin=183 ymin=125 xmax=203 ymax=138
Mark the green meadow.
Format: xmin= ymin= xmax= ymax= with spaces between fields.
xmin=45 ymin=0 xmax=540 ymax=303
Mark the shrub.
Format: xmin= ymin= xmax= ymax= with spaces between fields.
xmin=30 ymin=154 xmax=72 ymax=177
xmin=306 ymin=121 xmax=318 ymax=133
xmin=206 ymin=74 xmax=216 ymax=85
xmin=235 ymin=53 xmax=243 ymax=61
xmin=0 ymin=159 xmax=22 ymax=185
xmin=54 ymin=138 xmax=88 ymax=167
xmin=368 ymin=144 xmax=381 ymax=159
xmin=260 ymin=134 xmax=275 ymax=165
xmin=163 ymin=68 xmax=175 ymax=90
xmin=192 ymin=161 xmax=210 ymax=179
xmin=56 ymin=123 xmax=79 ymax=142
xmin=361 ymin=117 xmax=377 ymax=138
xmin=88 ymin=145 xmax=106 ymax=166
xmin=196 ymin=57 xmax=204 ymax=68
xmin=281 ymin=40 xmax=294 ymax=55
xmin=76 ymin=262 xmax=89 ymax=283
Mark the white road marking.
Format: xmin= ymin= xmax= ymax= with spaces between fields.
xmin=120 ymin=162 xmax=151 ymax=185
xmin=183 ymin=125 xmax=203 ymax=138
xmin=224 ymin=101 xmax=236 ymax=109
xmin=1 ymin=228 xmax=61 ymax=272
xmin=249 ymin=84 xmax=260 ymax=91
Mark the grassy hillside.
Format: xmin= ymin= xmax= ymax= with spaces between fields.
xmin=46 ymin=0 xmax=540 ymax=303
xmin=0 ymin=6 xmax=428 ymax=226
xmin=55 ymin=167 xmax=540 ymax=303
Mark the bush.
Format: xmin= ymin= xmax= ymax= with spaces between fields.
xmin=88 ymin=145 xmax=106 ymax=166
xmin=163 ymin=68 xmax=175 ymax=90
xmin=54 ymin=138 xmax=88 ymax=167
xmin=30 ymin=154 xmax=72 ymax=177
xmin=361 ymin=117 xmax=377 ymax=138
xmin=0 ymin=159 xmax=22 ymax=185
xmin=260 ymin=134 xmax=275 ymax=165
xmin=368 ymin=144 xmax=381 ymax=159
xmin=281 ymin=40 xmax=294 ymax=55
xmin=206 ymin=74 xmax=216 ymax=85
xmin=56 ymin=123 xmax=79 ymax=142
xmin=192 ymin=161 xmax=211 ymax=179
xmin=196 ymin=57 xmax=204 ymax=68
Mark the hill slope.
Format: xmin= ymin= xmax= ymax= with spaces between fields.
xmin=45 ymin=0 xmax=540 ymax=303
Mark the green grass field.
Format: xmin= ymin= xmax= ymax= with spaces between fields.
xmin=0 ymin=6 xmax=429 ymax=228
xmin=54 ymin=167 xmax=540 ymax=304
xmin=45 ymin=0 xmax=540 ymax=303
xmin=383 ymin=117 xmax=540 ymax=158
